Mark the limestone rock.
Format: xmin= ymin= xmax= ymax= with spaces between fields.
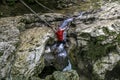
xmin=45 ymin=70 xmax=79 ymax=80
xmin=93 ymin=53 xmax=120 ymax=79
xmin=70 ymin=2 xmax=120 ymax=80
xmin=0 ymin=16 xmax=20 ymax=79
xmin=12 ymin=27 xmax=54 ymax=78
xmin=98 ymin=2 xmax=120 ymax=20
xmin=1 ymin=1 xmax=120 ymax=80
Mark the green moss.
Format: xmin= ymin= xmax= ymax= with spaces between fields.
xmin=105 ymin=43 xmax=116 ymax=53
xmin=78 ymin=27 xmax=119 ymax=61
xmin=95 ymin=62 xmax=103 ymax=69
xmin=17 ymin=23 xmax=25 ymax=32
xmin=45 ymin=75 xmax=54 ymax=80
xmin=116 ymin=34 xmax=120 ymax=43
xmin=110 ymin=32 xmax=116 ymax=37
xmin=71 ymin=31 xmax=116 ymax=64
xmin=7 ymin=0 xmax=16 ymax=6
xmin=69 ymin=44 xmax=77 ymax=68
xmin=79 ymin=33 xmax=90 ymax=38
xmin=102 ymin=27 xmax=116 ymax=36
xmin=87 ymin=40 xmax=106 ymax=61
xmin=84 ymin=36 xmax=117 ymax=61
xmin=46 ymin=37 xmax=55 ymax=46
xmin=68 ymin=38 xmax=79 ymax=70
xmin=102 ymin=27 xmax=110 ymax=35
xmin=97 ymin=35 xmax=106 ymax=41
xmin=0 ymin=51 xmax=3 ymax=57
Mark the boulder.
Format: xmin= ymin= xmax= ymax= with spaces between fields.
xmin=45 ymin=70 xmax=79 ymax=80
xmin=12 ymin=27 xmax=53 ymax=79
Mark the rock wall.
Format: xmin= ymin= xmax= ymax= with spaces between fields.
xmin=0 ymin=16 xmax=20 ymax=79
xmin=0 ymin=1 xmax=120 ymax=80
xmin=71 ymin=2 xmax=120 ymax=80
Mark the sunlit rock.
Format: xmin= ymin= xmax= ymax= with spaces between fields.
xmin=0 ymin=17 xmax=20 ymax=79
xmin=12 ymin=27 xmax=53 ymax=78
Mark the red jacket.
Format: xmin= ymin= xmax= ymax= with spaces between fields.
xmin=55 ymin=29 xmax=64 ymax=41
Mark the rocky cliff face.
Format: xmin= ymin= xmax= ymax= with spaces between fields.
xmin=72 ymin=2 xmax=120 ymax=80
xmin=0 ymin=16 xmax=20 ymax=79
xmin=0 ymin=1 xmax=120 ymax=80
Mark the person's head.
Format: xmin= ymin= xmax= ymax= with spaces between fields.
xmin=57 ymin=25 xmax=60 ymax=30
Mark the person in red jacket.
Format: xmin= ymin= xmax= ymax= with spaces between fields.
xmin=51 ymin=13 xmax=83 ymax=49
xmin=52 ymin=17 xmax=74 ymax=47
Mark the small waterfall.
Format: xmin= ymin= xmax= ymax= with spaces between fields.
xmin=63 ymin=60 xmax=72 ymax=71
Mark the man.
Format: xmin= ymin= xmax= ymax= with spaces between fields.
xmin=50 ymin=13 xmax=84 ymax=50
xmin=52 ymin=17 xmax=75 ymax=47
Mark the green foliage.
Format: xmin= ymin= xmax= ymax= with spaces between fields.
xmin=7 ymin=0 xmax=16 ymax=6
xmin=116 ymin=34 xmax=120 ymax=44
xmin=102 ymin=27 xmax=110 ymax=35
xmin=81 ymin=35 xmax=117 ymax=62
xmin=79 ymin=33 xmax=91 ymax=38
xmin=24 ymin=0 xmax=35 ymax=3
xmin=0 ymin=51 xmax=3 ymax=57
xmin=102 ymin=27 xmax=116 ymax=36
xmin=97 ymin=35 xmax=107 ymax=41
xmin=87 ymin=38 xmax=106 ymax=61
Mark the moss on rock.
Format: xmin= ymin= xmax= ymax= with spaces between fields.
xmin=45 ymin=70 xmax=79 ymax=80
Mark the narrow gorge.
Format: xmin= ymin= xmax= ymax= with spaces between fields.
xmin=0 ymin=1 xmax=120 ymax=80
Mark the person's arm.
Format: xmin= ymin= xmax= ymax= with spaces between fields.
xmin=75 ymin=12 xmax=85 ymax=20
xmin=59 ymin=18 xmax=74 ymax=30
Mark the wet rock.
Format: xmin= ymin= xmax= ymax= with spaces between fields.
xmin=45 ymin=70 xmax=79 ymax=80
